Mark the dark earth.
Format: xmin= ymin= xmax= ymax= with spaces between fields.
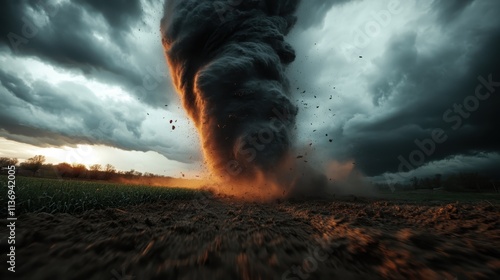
xmin=1 ymin=196 xmax=499 ymax=280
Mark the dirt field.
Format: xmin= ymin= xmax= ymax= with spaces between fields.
xmin=1 ymin=195 xmax=499 ymax=280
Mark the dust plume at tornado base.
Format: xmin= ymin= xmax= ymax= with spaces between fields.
xmin=160 ymin=0 xmax=371 ymax=196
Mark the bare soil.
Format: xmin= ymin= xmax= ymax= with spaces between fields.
xmin=1 ymin=196 xmax=499 ymax=280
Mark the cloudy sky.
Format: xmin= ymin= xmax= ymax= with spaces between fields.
xmin=1 ymin=0 xmax=499 ymax=181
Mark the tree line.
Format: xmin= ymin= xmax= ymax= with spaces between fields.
xmin=0 ymin=155 xmax=171 ymax=181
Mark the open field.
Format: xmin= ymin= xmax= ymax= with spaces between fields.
xmin=0 ymin=176 xmax=201 ymax=214
xmin=1 ymin=177 xmax=499 ymax=279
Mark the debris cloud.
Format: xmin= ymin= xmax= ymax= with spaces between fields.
xmin=161 ymin=0 xmax=301 ymax=185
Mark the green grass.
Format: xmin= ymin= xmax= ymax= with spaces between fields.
xmin=0 ymin=175 xmax=203 ymax=215
xmin=379 ymin=189 xmax=500 ymax=204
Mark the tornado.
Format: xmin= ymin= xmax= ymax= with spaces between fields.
xmin=161 ymin=0 xmax=301 ymax=184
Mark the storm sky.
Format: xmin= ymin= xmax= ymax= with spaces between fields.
xmin=0 ymin=0 xmax=499 ymax=181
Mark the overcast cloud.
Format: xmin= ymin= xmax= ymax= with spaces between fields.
xmin=0 ymin=0 xmax=498 ymax=179
xmin=289 ymin=0 xmax=500 ymax=181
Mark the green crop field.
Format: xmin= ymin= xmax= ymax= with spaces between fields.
xmin=0 ymin=175 xmax=203 ymax=215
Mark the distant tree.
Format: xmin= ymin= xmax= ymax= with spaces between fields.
xmin=104 ymin=164 xmax=116 ymax=180
xmin=125 ymin=169 xmax=135 ymax=178
xmin=56 ymin=162 xmax=73 ymax=177
xmin=89 ymin=164 xmax=102 ymax=179
xmin=105 ymin=164 xmax=115 ymax=173
xmin=90 ymin=164 xmax=102 ymax=172
xmin=39 ymin=163 xmax=58 ymax=177
xmin=71 ymin=163 xmax=87 ymax=178
xmin=21 ymin=155 xmax=46 ymax=176
xmin=0 ymin=157 xmax=18 ymax=168
xmin=124 ymin=169 xmax=144 ymax=178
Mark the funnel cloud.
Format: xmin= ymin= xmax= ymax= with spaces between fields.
xmin=161 ymin=0 xmax=301 ymax=182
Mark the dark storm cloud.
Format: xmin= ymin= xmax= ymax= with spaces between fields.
xmin=431 ymin=0 xmax=476 ymax=23
xmin=0 ymin=0 xmax=143 ymax=33
xmin=0 ymin=67 xmax=191 ymax=163
xmin=162 ymin=0 xmax=301 ymax=181
xmin=324 ymin=1 xmax=500 ymax=177
xmin=295 ymin=0 xmax=358 ymax=29
xmin=74 ymin=0 xmax=143 ymax=31
xmin=0 ymin=67 xmax=139 ymax=140
xmin=0 ymin=123 xmax=93 ymax=148
xmin=0 ymin=0 xmax=171 ymax=107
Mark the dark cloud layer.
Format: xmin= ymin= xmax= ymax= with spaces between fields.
xmin=0 ymin=0 xmax=171 ymax=107
xmin=432 ymin=0 xmax=475 ymax=23
xmin=0 ymin=0 xmax=198 ymax=163
xmin=0 ymin=66 xmax=192 ymax=163
xmin=295 ymin=0 xmax=357 ymax=29
xmin=75 ymin=0 xmax=143 ymax=31
xmin=321 ymin=0 xmax=500 ymax=178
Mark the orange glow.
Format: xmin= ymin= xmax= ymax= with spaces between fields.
xmin=325 ymin=160 xmax=356 ymax=181
xmin=163 ymin=53 xmax=258 ymax=187
xmin=114 ymin=176 xmax=211 ymax=190
xmin=324 ymin=159 xmax=376 ymax=196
